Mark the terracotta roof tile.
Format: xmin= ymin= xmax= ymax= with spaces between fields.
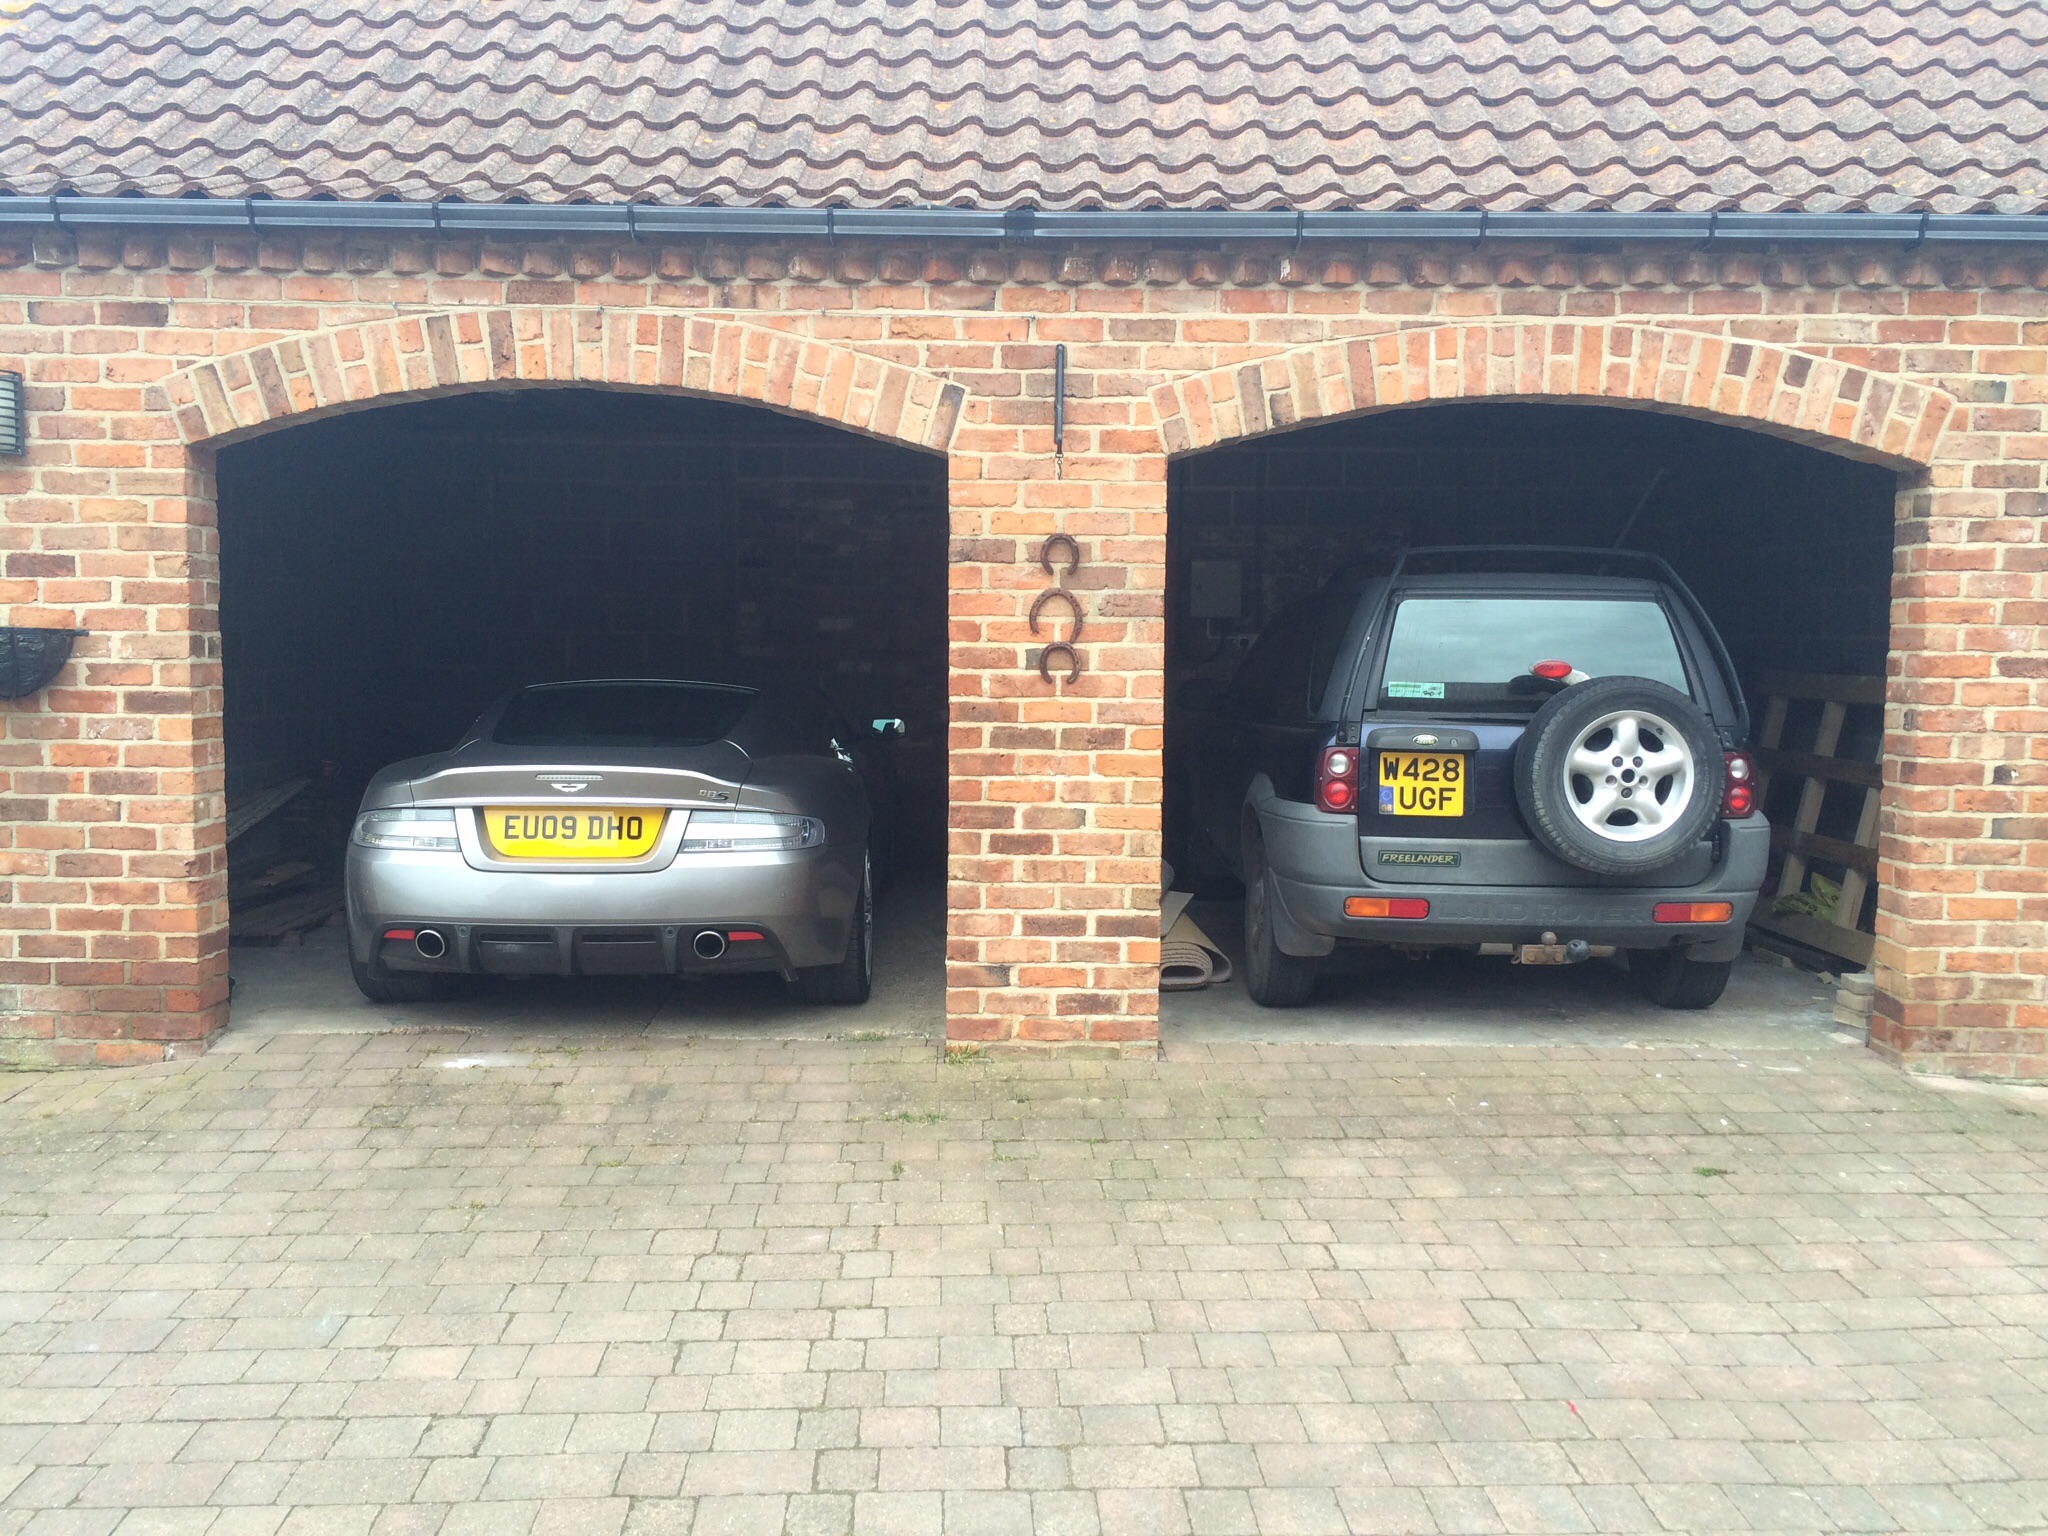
xmin=1 ymin=0 xmax=2041 ymax=214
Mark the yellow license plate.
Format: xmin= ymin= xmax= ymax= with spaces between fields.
xmin=1377 ymin=752 xmax=1466 ymax=817
xmin=485 ymin=807 xmax=665 ymax=860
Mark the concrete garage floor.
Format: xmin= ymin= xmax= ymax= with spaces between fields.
xmin=1163 ymin=899 xmax=1845 ymax=1051
xmin=229 ymin=885 xmax=1844 ymax=1054
xmin=225 ymin=880 xmax=948 ymax=1044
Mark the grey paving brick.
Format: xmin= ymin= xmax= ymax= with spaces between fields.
xmin=0 ymin=1035 xmax=2036 ymax=1534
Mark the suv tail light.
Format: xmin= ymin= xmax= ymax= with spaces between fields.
xmin=1316 ymin=746 xmax=1359 ymax=813
xmin=1722 ymin=750 xmax=1757 ymax=818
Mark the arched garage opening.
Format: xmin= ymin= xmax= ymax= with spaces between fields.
xmin=212 ymin=386 xmax=948 ymax=1031
xmin=1162 ymin=396 xmax=1902 ymax=1034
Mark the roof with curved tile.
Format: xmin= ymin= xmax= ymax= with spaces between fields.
xmin=1 ymin=0 xmax=2042 ymax=214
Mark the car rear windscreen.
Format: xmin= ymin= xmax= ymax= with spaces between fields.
xmin=494 ymin=683 xmax=756 ymax=748
xmin=1379 ymin=597 xmax=1688 ymax=713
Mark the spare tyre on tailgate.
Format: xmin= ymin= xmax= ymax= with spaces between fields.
xmin=1513 ymin=675 xmax=1723 ymax=877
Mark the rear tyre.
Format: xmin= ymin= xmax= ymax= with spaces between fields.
xmin=1628 ymin=949 xmax=1732 ymax=1010
xmin=1243 ymin=831 xmax=1316 ymax=1008
xmin=350 ymin=951 xmax=458 ymax=1005
xmin=799 ymin=859 xmax=874 ymax=1006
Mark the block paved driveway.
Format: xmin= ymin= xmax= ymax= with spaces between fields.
xmin=0 ymin=1031 xmax=2043 ymax=1535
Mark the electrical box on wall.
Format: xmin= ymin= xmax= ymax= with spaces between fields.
xmin=1187 ymin=559 xmax=1243 ymax=620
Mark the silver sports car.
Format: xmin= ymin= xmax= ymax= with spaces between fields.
xmin=345 ymin=679 xmax=881 ymax=1005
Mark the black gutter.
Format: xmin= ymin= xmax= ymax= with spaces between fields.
xmin=1 ymin=196 xmax=2042 ymax=245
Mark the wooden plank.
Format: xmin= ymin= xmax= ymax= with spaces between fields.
xmin=230 ymin=887 xmax=343 ymax=943
xmin=1769 ymin=823 xmax=1879 ymax=877
xmin=1754 ymin=672 xmax=1888 ymax=707
xmin=1749 ymin=909 xmax=1876 ymax=966
xmin=226 ymin=777 xmax=310 ymax=845
xmin=1752 ymin=693 xmax=1790 ymax=802
xmin=1833 ymin=779 xmax=1884 ymax=933
xmin=1774 ymin=699 xmax=1846 ymax=900
xmin=1754 ymin=747 xmax=1881 ymax=790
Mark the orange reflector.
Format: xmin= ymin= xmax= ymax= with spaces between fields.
xmin=726 ymin=930 xmax=765 ymax=942
xmin=382 ymin=928 xmax=417 ymax=941
xmin=1653 ymin=902 xmax=1733 ymax=924
xmin=1344 ymin=897 xmax=1430 ymax=919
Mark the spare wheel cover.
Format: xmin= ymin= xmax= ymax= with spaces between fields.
xmin=1514 ymin=676 xmax=1722 ymax=876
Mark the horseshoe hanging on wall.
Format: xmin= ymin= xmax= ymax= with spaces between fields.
xmin=1039 ymin=533 xmax=1080 ymax=581
xmin=1028 ymin=587 xmax=1085 ymax=640
xmin=1029 ymin=534 xmax=1085 ymax=686
xmin=1038 ymin=642 xmax=1082 ymax=685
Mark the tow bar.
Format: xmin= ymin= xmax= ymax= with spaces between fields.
xmin=1480 ymin=933 xmax=1617 ymax=965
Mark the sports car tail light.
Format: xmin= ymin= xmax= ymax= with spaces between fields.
xmin=1316 ymin=747 xmax=1359 ymax=813
xmin=1344 ymin=896 xmax=1430 ymax=919
xmin=1654 ymin=902 xmax=1734 ymax=924
xmin=353 ymin=808 xmax=459 ymax=850
xmin=726 ymin=930 xmax=765 ymax=943
xmin=1722 ymin=751 xmax=1757 ymax=817
xmin=679 ymin=811 xmax=825 ymax=852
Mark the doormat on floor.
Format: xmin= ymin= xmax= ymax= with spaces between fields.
xmin=1161 ymin=889 xmax=1234 ymax=991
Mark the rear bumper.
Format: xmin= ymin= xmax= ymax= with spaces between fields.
xmin=1263 ymin=799 xmax=1769 ymax=960
xmin=345 ymin=843 xmax=860 ymax=975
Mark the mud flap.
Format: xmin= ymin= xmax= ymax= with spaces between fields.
xmin=1268 ymin=872 xmax=1336 ymax=958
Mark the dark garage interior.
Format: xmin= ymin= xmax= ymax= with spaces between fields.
xmin=215 ymin=388 xmax=949 ymax=1009
xmin=1163 ymin=401 xmax=1899 ymax=1004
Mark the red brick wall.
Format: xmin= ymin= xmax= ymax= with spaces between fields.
xmin=0 ymin=226 xmax=2042 ymax=1073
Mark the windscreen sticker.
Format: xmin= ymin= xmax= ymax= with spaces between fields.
xmin=1385 ymin=681 xmax=1446 ymax=699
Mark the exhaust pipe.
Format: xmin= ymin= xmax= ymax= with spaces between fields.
xmin=692 ymin=930 xmax=727 ymax=961
xmin=414 ymin=928 xmax=447 ymax=960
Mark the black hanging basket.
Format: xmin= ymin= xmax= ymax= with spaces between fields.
xmin=0 ymin=627 xmax=86 ymax=701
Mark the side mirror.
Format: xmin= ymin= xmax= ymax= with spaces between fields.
xmin=1175 ymin=677 xmax=1225 ymax=713
xmin=871 ymin=717 xmax=906 ymax=737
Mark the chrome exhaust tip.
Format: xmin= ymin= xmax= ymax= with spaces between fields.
xmin=692 ymin=930 xmax=727 ymax=961
xmin=414 ymin=928 xmax=447 ymax=960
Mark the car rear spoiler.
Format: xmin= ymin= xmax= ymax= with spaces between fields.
xmin=1375 ymin=545 xmax=1752 ymax=743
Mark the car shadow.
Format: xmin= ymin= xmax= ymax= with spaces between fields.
xmin=222 ymin=878 xmax=946 ymax=1045
xmin=1163 ymin=898 xmax=1841 ymax=1048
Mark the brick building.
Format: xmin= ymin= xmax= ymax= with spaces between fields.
xmin=1 ymin=3 xmax=2045 ymax=1073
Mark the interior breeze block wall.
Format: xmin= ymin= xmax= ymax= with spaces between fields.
xmin=0 ymin=226 xmax=2042 ymax=1072
xmin=1168 ymin=402 xmax=1899 ymax=690
xmin=216 ymin=390 xmax=949 ymax=852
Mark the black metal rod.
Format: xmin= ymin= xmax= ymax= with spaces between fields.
xmin=1053 ymin=344 xmax=1066 ymax=459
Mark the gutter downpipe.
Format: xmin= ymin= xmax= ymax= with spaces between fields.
xmin=0 ymin=198 xmax=2040 ymax=246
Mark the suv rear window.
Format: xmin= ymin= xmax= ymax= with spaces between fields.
xmin=495 ymin=682 xmax=756 ymax=748
xmin=1378 ymin=597 xmax=1688 ymax=713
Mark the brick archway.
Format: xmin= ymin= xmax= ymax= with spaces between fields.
xmin=1150 ymin=322 xmax=1955 ymax=467
xmin=159 ymin=308 xmax=968 ymax=453
xmin=145 ymin=307 xmax=968 ymax=1059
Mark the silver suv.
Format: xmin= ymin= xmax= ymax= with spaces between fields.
xmin=1176 ymin=548 xmax=1769 ymax=1009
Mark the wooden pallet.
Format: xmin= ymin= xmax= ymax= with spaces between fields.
xmin=1746 ymin=671 xmax=1885 ymax=967
xmin=225 ymin=776 xmax=311 ymax=845
xmin=230 ymin=886 xmax=344 ymax=944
